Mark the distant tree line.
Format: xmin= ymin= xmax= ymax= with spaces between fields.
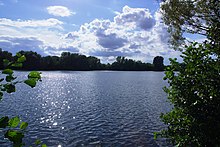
xmin=0 ymin=49 xmax=165 ymax=71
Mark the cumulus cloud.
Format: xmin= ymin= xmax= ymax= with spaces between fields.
xmin=96 ymin=31 xmax=128 ymax=49
xmin=65 ymin=6 xmax=177 ymax=63
xmin=47 ymin=6 xmax=75 ymax=17
xmin=0 ymin=5 xmax=181 ymax=64
xmin=114 ymin=5 xmax=156 ymax=30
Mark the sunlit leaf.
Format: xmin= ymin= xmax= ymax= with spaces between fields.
xmin=20 ymin=122 xmax=28 ymax=130
xmin=42 ymin=144 xmax=47 ymax=147
xmin=17 ymin=55 xmax=26 ymax=63
xmin=8 ymin=116 xmax=20 ymax=128
xmin=5 ymin=130 xmax=24 ymax=144
xmin=16 ymin=52 xmax=22 ymax=58
xmin=24 ymin=79 xmax=37 ymax=88
xmin=35 ymin=139 xmax=41 ymax=145
xmin=28 ymin=71 xmax=41 ymax=80
xmin=2 ymin=69 xmax=13 ymax=75
xmin=11 ymin=63 xmax=23 ymax=68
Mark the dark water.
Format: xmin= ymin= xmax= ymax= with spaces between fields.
xmin=0 ymin=71 xmax=172 ymax=147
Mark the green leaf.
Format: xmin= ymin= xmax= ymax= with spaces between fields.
xmin=5 ymin=130 xmax=24 ymax=144
xmin=154 ymin=132 xmax=158 ymax=140
xmin=2 ymin=69 xmax=13 ymax=75
xmin=28 ymin=71 xmax=41 ymax=80
xmin=12 ymin=63 xmax=23 ymax=68
xmin=17 ymin=55 xmax=26 ymax=63
xmin=20 ymin=122 xmax=28 ymax=130
xmin=4 ymin=84 xmax=16 ymax=93
xmin=16 ymin=52 xmax=22 ymax=58
xmin=8 ymin=116 xmax=20 ymax=128
xmin=42 ymin=144 xmax=47 ymax=147
xmin=3 ymin=59 xmax=10 ymax=67
xmin=6 ymin=75 xmax=16 ymax=82
xmin=0 ymin=116 xmax=9 ymax=128
xmin=35 ymin=139 xmax=41 ymax=145
xmin=24 ymin=79 xmax=37 ymax=88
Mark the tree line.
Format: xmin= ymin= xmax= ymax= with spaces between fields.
xmin=0 ymin=49 xmax=165 ymax=71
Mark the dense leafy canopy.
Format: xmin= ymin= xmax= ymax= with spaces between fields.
xmin=161 ymin=42 xmax=220 ymax=146
xmin=159 ymin=0 xmax=220 ymax=146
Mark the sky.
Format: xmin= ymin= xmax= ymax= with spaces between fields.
xmin=0 ymin=0 xmax=183 ymax=64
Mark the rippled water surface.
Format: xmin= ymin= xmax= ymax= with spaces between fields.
xmin=0 ymin=71 xmax=172 ymax=147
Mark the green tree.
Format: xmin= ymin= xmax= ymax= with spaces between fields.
xmin=161 ymin=42 xmax=220 ymax=146
xmin=157 ymin=0 xmax=220 ymax=146
xmin=0 ymin=53 xmax=42 ymax=147
xmin=160 ymin=0 xmax=220 ymax=50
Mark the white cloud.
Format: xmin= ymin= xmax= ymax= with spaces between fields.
xmin=0 ymin=6 xmax=181 ymax=64
xmin=0 ymin=18 xmax=76 ymax=56
xmin=0 ymin=18 xmax=63 ymax=29
xmin=114 ymin=5 xmax=156 ymax=30
xmin=47 ymin=6 xmax=75 ymax=17
xmin=65 ymin=6 xmax=179 ymax=63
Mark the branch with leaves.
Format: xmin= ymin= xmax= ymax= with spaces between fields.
xmin=0 ymin=53 xmax=45 ymax=147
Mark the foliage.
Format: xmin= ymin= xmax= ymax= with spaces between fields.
xmin=0 ymin=49 xmax=13 ymax=69
xmin=159 ymin=42 xmax=220 ymax=146
xmin=111 ymin=56 xmax=154 ymax=71
xmin=0 ymin=53 xmax=42 ymax=146
xmin=160 ymin=0 xmax=220 ymax=50
xmin=0 ymin=50 xmax=163 ymax=71
xmin=153 ymin=56 xmax=164 ymax=71
xmin=158 ymin=0 xmax=220 ymax=146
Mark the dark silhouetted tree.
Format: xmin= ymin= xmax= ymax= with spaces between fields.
xmin=153 ymin=56 xmax=164 ymax=71
xmin=0 ymin=48 xmax=13 ymax=69
xmin=18 ymin=51 xmax=41 ymax=70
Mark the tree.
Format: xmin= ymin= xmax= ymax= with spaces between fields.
xmin=0 ymin=49 xmax=13 ymax=69
xmin=111 ymin=56 xmax=154 ymax=71
xmin=18 ymin=51 xmax=42 ymax=70
xmin=153 ymin=56 xmax=164 ymax=71
xmin=160 ymin=0 xmax=220 ymax=50
xmin=157 ymin=0 xmax=220 ymax=146
xmin=160 ymin=42 xmax=220 ymax=146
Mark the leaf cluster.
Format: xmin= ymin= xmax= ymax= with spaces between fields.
xmin=0 ymin=116 xmax=28 ymax=147
xmin=0 ymin=53 xmax=42 ymax=146
xmin=159 ymin=42 xmax=220 ymax=146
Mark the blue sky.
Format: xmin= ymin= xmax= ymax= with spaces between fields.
xmin=0 ymin=0 xmax=183 ymax=64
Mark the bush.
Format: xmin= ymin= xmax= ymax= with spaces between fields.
xmin=160 ymin=42 xmax=220 ymax=146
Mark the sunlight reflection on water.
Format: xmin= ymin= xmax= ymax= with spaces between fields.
xmin=0 ymin=71 xmax=172 ymax=147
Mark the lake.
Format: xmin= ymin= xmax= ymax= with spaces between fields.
xmin=0 ymin=71 xmax=172 ymax=147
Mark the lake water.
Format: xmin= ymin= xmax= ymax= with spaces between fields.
xmin=0 ymin=71 xmax=172 ymax=147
